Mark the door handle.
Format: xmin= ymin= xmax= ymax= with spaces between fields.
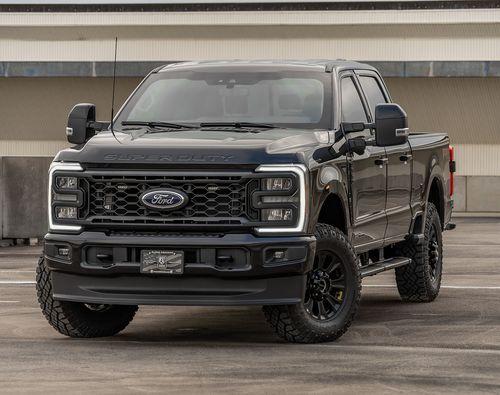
xmin=399 ymin=154 xmax=413 ymax=163
xmin=374 ymin=157 xmax=388 ymax=167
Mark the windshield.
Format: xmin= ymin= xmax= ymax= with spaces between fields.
xmin=115 ymin=69 xmax=332 ymax=130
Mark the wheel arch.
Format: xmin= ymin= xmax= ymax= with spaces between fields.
xmin=316 ymin=192 xmax=349 ymax=236
xmin=427 ymin=175 xmax=445 ymax=229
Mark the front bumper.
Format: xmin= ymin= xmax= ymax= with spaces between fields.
xmin=44 ymin=232 xmax=316 ymax=306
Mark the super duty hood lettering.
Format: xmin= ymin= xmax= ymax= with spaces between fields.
xmin=103 ymin=153 xmax=236 ymax=162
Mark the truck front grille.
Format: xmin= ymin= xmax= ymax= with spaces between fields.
xmin=80 ymin=173 xmax=259 ymax=227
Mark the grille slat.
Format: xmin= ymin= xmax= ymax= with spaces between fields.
xmin=81 ymin=173 xmax=259 ymax=226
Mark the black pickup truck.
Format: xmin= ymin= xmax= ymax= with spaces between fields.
xmin=37 ymin=60 xmax=455 ymax=343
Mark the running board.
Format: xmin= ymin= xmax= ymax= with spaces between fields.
xmin=360 ymin=257 xmax=411 ymax=278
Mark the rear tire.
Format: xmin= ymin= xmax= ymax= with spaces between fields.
xmin=263 ymin=224 xmax=361 ymax=343
xmin=36 ymin=256 xmax=138 ymax=337
xmin=394 ymin=202 xmax=443 ymax=302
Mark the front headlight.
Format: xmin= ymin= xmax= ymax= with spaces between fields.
xmin=55 ymin=176 xmax=78 ymax=190
xmin=263 ymin=177 xmax=293 ymax=191
xmin=262 ymin=208 xmax=293 ymax=222
xmin=48 ymin=162 xmax=83 ymax=232
xmin=254 ymin=164 xmax=307 ymax=234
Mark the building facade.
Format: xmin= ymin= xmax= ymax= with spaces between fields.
xmin=1 ymin=0 xmax=499 ymax=237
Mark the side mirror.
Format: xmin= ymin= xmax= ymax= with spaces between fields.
xmin=374 ymin=103 xmax=409 ymax=146
xmin=66 ymin=103 xmax=97 ymax=145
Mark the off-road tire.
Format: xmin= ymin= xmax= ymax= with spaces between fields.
xmin=394 ymin=202 xmax=443 ymax=302
xmin=36 ymin=256 xmax=138 ymax=337
xmin=263 ymin=224 xmax=361 ymax=343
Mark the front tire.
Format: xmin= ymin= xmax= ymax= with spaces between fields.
xmin=263 ymin=224 xmax=361 ymax=343
xmin=36 ymin=257 xmax=138 ymax=338
xmin=394 ymin=202 xmax=443 ymax=302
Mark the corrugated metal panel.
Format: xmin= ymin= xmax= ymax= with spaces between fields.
xmin=1 ymin=9 xmax=500 ymax=27
xmin=454 ymin=144 xmax=500 ymax=176
xmin=0 ymin=140 xmax=67 ymax=156
xmin=385 ymin=77 xmax=500 ymax=145
xmin=0 ymin=76 xmax=141 ymax=140
xmin=1 ymin=24 xmax=500 ymax=61
xmin=0 ymin=77 xmax=499 ymax=176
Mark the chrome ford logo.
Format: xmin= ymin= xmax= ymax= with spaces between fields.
xmin=140 ymin=189 xmax=188 ymax=210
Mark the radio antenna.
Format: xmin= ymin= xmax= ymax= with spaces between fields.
xmin=109 ymin=37 xmax=119 ymax=141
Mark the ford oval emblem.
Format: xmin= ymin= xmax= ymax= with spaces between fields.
xmin=140 ymin=189 xmax=188 ymax=210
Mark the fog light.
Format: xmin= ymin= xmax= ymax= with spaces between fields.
xmin=55 ymin=176 xmax=78 ymax=190
xmin=262 ymin=208 xmax=293 ymax=221
xmin=55 ymin=206 xmax=77 ymax=219
xmin=264 ymin=177 xmax=292 ymax=191
xmin=57 ymin=247 xmax=70 ymax=257
xmin=273 ymin=250 xmax=286 ymax=259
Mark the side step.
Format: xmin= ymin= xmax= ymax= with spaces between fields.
xmin=360 ymin=257 xmax=412 ymax=278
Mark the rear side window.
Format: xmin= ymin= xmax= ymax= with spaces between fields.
xmin=340 ymin=77 xmax=368 ymax=123
xmin=358 ymin=76 xmax=387 ymax=117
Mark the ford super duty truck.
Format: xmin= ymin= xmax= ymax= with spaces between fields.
xmin=37 ymin=60 xmax=455 ymax=343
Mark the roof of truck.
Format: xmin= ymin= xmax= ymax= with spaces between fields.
xmin=156 ymin=59 xmax=377 ymax=74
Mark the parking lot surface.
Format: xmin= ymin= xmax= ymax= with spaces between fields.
xmin=0 ymin=217 xmax=499 ymax=394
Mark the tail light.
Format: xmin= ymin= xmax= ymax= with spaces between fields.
xmin=449 ymin=146 xmax=456 ymax=196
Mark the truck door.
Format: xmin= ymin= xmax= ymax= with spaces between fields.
xmin=357 ymin=73 xmax=412 ymax=242
xmin=340 ymin=74 xmax=387 ymax=250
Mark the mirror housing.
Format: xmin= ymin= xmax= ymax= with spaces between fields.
xmin=374 ymin=104 xmax=408 ymax=146
xmin=66 ymin=103 xmax=97 ymax=145
xmin=347 ymin=137 xmax=367 ymax=156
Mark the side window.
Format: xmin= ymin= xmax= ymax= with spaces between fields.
xmin=358 ymin=76 xmax=388 ymax=118
xmin=341 ymin=77 xmax=368 ymax=123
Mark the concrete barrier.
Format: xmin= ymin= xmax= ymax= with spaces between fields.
xmin=1 ymin=157 xmax=52 ymax=238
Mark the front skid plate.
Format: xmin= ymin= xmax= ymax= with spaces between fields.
xmin=51 ymin=271 xmax=306 ymax=306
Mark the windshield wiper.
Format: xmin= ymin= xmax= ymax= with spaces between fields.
xmin=122 ymin=121 xmax=197 ymax=130
xmin=200 ymin=122 xmax=278 ymax=129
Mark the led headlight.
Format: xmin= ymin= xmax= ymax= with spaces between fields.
xmin=55 ymin=176 xmax=78 ymax=190
xmin=255 ymin=164 xmax=307 ymax=234
xmin=262 ymin=208 xmax=293 ymax=222
xmin=48 ymin=162 xmax=83 ymax=232
xmin=55 ymin=206 xmax=78 ymax=219
xmin=263 ymin=177 xmax=293 ymax=191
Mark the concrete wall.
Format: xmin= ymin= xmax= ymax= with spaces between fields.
xmin=0 ymin=157 xmax=52 ymax=238
xmin=453 ymin=176 xmax=500 ymax=213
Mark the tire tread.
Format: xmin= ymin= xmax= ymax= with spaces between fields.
xmin=36 ymin=257 xmax=138 ymax=338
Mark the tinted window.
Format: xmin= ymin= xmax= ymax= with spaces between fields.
xmin=341 ymin=77 xmax=367 ymax=122
xmin=116 ymin=70 xmax=332 ymax=130
xmin=359 ymin=76 xmax=387 ymax=117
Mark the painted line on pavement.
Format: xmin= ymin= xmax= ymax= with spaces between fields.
xmin=365 ymin=284 xmax=500 ymax=290
xmin=0 ymin=270 xmax=35 ymax=273
xmin=0 ymin=281 xmax=35 ymax=284
xmin=0 ymin=301 xmax=20 ymax=303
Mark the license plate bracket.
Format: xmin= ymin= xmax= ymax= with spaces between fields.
xmin=140 ymin=250 xmax=184 ymax=274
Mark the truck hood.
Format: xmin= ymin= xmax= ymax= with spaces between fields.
xmin=55 ymin=129 xmax=331 ymax=166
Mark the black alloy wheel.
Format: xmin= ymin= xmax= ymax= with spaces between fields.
xmin=263 ymin=223 xmax=361 ymax=343
xmin=305 ymin=250 xmax=347 ymax=321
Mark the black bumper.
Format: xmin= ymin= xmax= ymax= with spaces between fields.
xmin=44 ymin=232 xmax=316 ymax=306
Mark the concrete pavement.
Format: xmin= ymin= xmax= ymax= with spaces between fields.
xmin=0 ymin=217 xmax=499 ymax=394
